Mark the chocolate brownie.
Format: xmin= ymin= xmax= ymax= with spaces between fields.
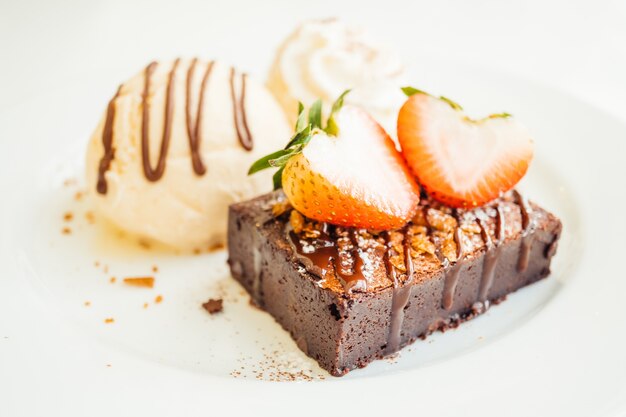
xmin=227 ymin=190 xmax=562 ymax=376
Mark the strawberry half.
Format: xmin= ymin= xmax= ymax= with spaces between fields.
xmin=397 ymin=89 xmax=534 ymax=208
xmin=249 ymin=93 xmax=420 ymax=230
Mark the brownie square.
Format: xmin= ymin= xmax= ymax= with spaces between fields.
xmin=227 ymin=191 xmax=561 ymax=376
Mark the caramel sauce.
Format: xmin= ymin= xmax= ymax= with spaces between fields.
xmin=288 ymin=228 xmax=367 ymax=293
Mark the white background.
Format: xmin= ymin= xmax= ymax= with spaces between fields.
xmin=2 ymin=0 xmax=626 ymax=124
xmin=2 ymin=1 xmax=626 ymax=416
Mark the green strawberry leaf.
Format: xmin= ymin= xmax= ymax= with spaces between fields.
xmin=487 ymin=112 xmax=512 ymax=119
xmin=248 ymin=149 xmax=292 ymax=175
xmin=249 ymin=91 xmax=352 ymax=189
xmin=295 ymin=102 xmax=307 ymax=132
xmin=272 ymin=165 xmax=285 ymax=190
xmin=440 ymin=96 xmax=463 ymax=111
xmin=268 ymin=150 xmax=297 ymax=168
xmin=402 ymin=87 xmax=463 ymax=110
xmin=284 ymin=125 xmax=311 ymax=149
xmin=308 ymin=99 xmax=323 ymax=129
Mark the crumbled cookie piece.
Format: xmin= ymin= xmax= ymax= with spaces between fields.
xmin=123 ymin=277 xmax=154 ymax=288
xmin=202 ymin=298 xmax=224 ymax=315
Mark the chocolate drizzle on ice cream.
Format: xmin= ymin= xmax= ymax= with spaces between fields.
xmin=96 ymin=58 xmax=254 ymax=195
xmin=96 ymin=85 xmax=123 ymax=194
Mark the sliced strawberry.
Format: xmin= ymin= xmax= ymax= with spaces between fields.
xmin=281 ymin=105 xmax=419 ymax=229
xmin=397 ymin=92 xmax=534 ymax=208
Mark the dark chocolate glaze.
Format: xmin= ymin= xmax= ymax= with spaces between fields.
xmin=96 ymin=85 xmax=123 ymax=194
xmin=546 ymin=235 xmax=559 ymax=258
xmin=442 ymin=263 xmax=462 ymax=310
xmin=229 ymin=190 xmax=562 ymax=376
xmin=515 ymin=190 xmax=535 ymax=272
xmin=477 ymin=204 xmax=505 ymax=303
xmin=141 ymin=59 xmax=179 ymax=181
xmin=96 ymin=58 xmax=254 ymax=194
xmin=288 ymin=226 xmax=367 ymax=293
xmin=382 ymin=232 xmax=399 ymax=286
xmin=385 ymin=227 xmax=414 ymax=354
xmin=289 ymin=192 xmax=533 ymax=316
xmin=441 ymin=210 xmax=465 ymax=311
xmin=422 ymin=206 xmax=444 ymax=263
xmin=185 ymin=58 xmax=215 ymax=175
xmin=288 ymin=230 xmax=334 ymax=280
xmin=229 ymin=68 xmax=253 ymax=151
xmin=342 ymin=229 xmax=367 ymax=292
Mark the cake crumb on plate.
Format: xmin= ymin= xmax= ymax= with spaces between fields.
xmin=123 ymin=277 xmax=155 ymax=288
xmin=202 ymin=298 xmax=223 ymax=315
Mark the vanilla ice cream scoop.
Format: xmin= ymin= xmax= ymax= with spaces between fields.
xmin=267 ymin=19 xmax=407 ymax=137
xmin=86 ymin=58 xmax=291 ymax=250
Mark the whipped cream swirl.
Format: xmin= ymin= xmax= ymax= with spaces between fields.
xmin=268 ymin=19 xmax=407 ymax=138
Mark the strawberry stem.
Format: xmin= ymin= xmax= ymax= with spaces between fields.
xmin=402 ymin=86 xmax=514 ymax=120
xmin=248 ymin=90 xmax=352 ymax=189
xmin=325 ymin=89 xmax=351 ymax=136
xmin=401 ymin=86 xmax=427 ymax=97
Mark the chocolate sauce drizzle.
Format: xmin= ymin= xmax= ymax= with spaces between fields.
xmin=515 ymin=190 xmax=535 ymax=272
xmin=343 ymin=229 xmax=367 ymax=292
xmin=96 ymin=85 xmax=122 ymax=194
xmin=288 ymin=226 xmax=367 ymax=293
xmin=96 ymin=59 xmax=253 ymax=194
xmin=384 ymin=227 xmax=414 ymax=354
xmin=141 ymin=59 xmax=178 ymax=181
xmin=185 ymin=58 xmax=214 ymax=175
xmin=229 ymin=67 xmax=253 ymax=150
xmin=477 ymin=205 xmax=505 ymax=303
xmin=288 ymin=191 xmax=535 ymax=355
xmin=442 ymin=210 xmax=465 ymax=311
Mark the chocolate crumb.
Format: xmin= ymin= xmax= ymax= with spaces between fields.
xmin=202 ymin=298 xmax=223 ymax=315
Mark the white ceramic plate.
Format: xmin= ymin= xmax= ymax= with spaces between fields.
xmin=1 ymin=62 xmax=625 ymax=417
